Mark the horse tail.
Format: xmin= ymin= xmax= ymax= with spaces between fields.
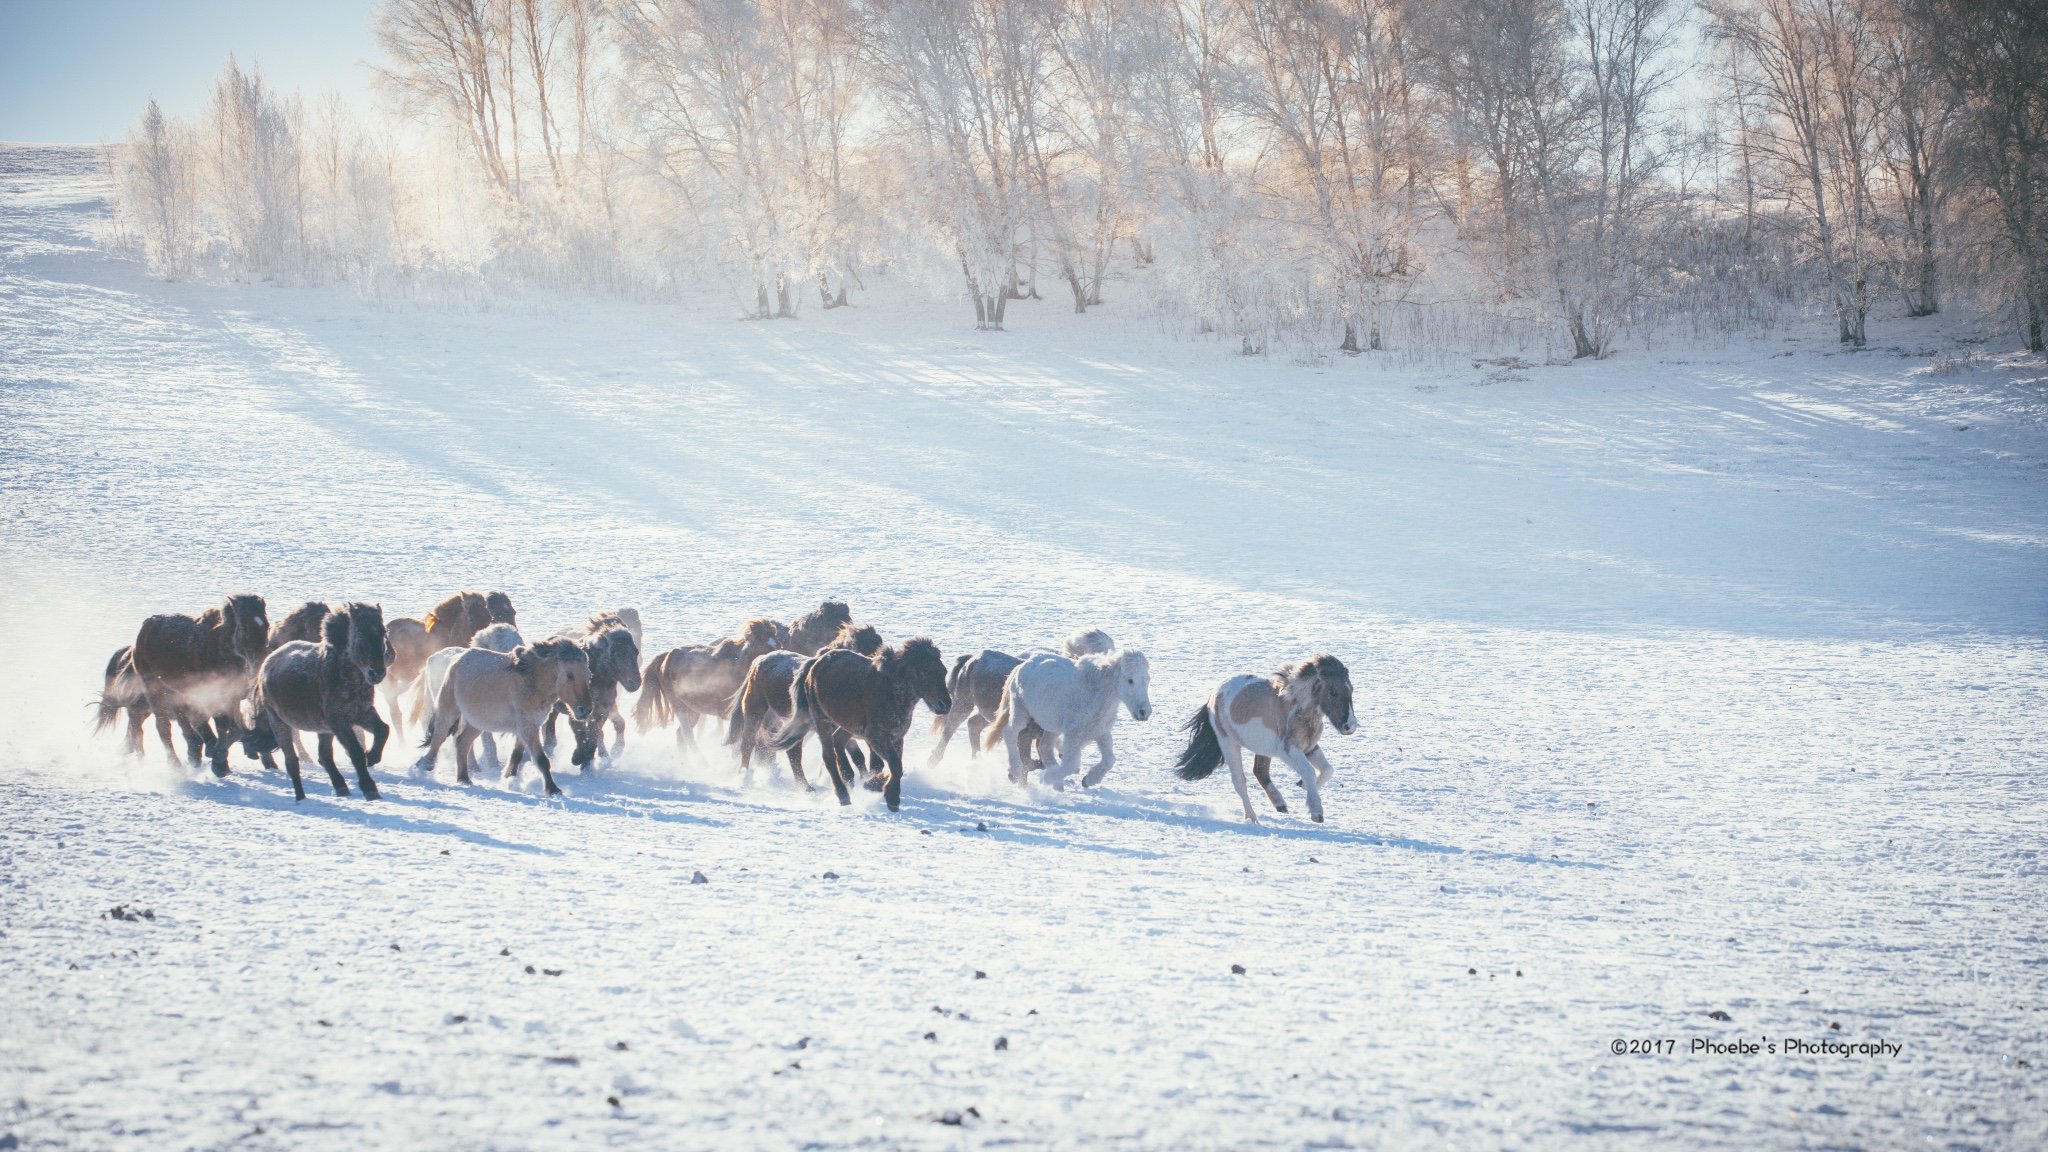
xmin=766 ymin=664 xmax=815 ymax=753
xmin=1174 ymin=704 xmax=1223 ymax=781
xmin=633 ymin=653 xmax=670 ymax=731
xmin=722 ymin=683 xmax=750 ymax=746
xmin=981 ymin=677 xmax=1017 ymax=752
xmin=935 ymin=654 xmax=971 ymax=733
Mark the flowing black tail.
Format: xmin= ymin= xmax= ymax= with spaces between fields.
xmin=766 ymin=661 xmax=816 ymax=752
xmin=1174 ymin=704 xmax=1223 ymax=780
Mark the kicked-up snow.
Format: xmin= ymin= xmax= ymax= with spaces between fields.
xmin=2 ymin=144 xmax=2044 ymax=1149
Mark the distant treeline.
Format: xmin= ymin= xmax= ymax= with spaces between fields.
xmin=106 ymin=0 xmax=2048 ymax=359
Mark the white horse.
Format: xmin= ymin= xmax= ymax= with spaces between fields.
xmin=420 ymin=623 xmax=523 ymax=774
xmin=1174 ymin=655 xmax=1357 ymax=824
xmin=984 ymin=649 xmax=1152 ymax=788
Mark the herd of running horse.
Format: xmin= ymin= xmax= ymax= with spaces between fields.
xmin=91 ymin=592 xmax=1361 ymax=822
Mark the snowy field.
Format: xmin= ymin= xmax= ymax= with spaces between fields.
xmin=3 ymin=143 xmax=2045 ymax=1150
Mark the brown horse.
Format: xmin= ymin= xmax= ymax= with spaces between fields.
xmin=415 ymin=639 xmax=592 ymax=795
xmin=767 ymin=637 xmax=951 ymax=811
xmin=251 ymin=603 xmax=392 ymax=801
xmin=634 ymin=618 xmax=782 ymax=759
xmin=130 ymin=595 xmax=270 ymax=775
xmin=530 ymin=624 xmax=642 ymax=770
xmin=725 ymin=621 xmax=884 ymax=787
xmin=928 ymin=649 xmax=1052 ymax=770
xmin=785 ymin=600 xmax=853 ymax=655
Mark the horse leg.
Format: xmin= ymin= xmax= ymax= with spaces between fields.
xmin=610 ymin=713 xmax=625 ymax=754
xmin=927 ymin=707 xmax=965 ymax=769
xmin=543 ymin=706 xmax=561 ymax=752
xmin=523 ymin=723 xmax=563 ymax=796
xmin=785 ymin=741 xmax=811 ymax=791
xmin=378 ymin=679 xmax=407 ymax=746
xmin=965 ymin=715 xmax=987 ymax=759
xmin=1307 ymin=745 xmax=1335 ymax=787
xmin=317 ymin=733 xmax=350 ymax=797
xmin=1285 ymin=749 xmax=1326 ymax=823
xmin=1251 ymin=755 xmax=1289 ymax=813
xmin=274 ymin=714 xmax=306 ymax=801
xmin=332 ymin=721 xmax=380 ymax=800
xmin=1081 ymin=732 xmax=1115 ymax=788
xmin=1001 ymin=718 xmax=1029 ymax=786
xmin=877 ymin=735 xmax=906 ymax=813
xmin=452 ymin=727 xmax=475 ymax=786
xmin=1222 ymin=736 xmax=1259 ymax=823
xmin=125 ymin=705 xmax=148 ymax=756
xmin=820 ymin=731 xmax=853 ymax=806
xmin=359 ymin=708 xmax=390 ymax=767
xmin=504 ymin=731 xmax=525 ymax=779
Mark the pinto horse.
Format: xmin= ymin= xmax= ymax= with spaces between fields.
xmin=768 ymin=638 xmax=951 ymax=811
xmin=1173 ymin=654 xmax=1358 ymax=824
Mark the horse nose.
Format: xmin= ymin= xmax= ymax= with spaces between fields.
xmin=935 ymin=695 xmax=953 ymax=715
xmin=366 ymin=667 xmax=386 ymax=685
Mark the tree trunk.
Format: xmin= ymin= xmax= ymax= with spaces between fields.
xmin=1340 ymin=321 xmax=1361 ymax=354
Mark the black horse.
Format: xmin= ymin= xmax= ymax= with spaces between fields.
xmin=250 ymin=603 xmax=391 ymax=801
xmin=130 ymin=594 xmax=270 ymax=775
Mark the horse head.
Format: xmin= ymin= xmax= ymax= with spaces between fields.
xmin=740 ymin=617 xmax=782 ymax=659
xmin=345 ymin=602 xmax=389 ymax=686
xmin=485 ymin=590 xmax=517 ymax=625
xmin=895 ymin=637 xmax=952 ymax=715
xmin=832 ymin=622 xmax=883 ymax=656
xmin=223 ymin=594 xmax=270 ymax=668
xmin=1115 ymin=650 xmax=1153 ymax=722
xmin=598 ymin=627 xmax=642 ymax=692
xmin=1311 ymin=654 xmax=1356 ymax=735
xmin=538 ymin=639 xmax=593 ymax=720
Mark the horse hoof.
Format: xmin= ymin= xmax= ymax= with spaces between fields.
xmin=1310 ymin=813 xmax=1324 ymax=824
xmin=334 ymin=787 xmax=350 ymax=797
xmin=211 ymin=766 xmax=231 ymax=779
xmin=362 ymin=786 xmax=381 ymax=801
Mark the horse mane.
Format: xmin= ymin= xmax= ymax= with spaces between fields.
xmin=422 ymin=591 xmax=465 ymax=633
xmin=800 ymin=601 xmax=851 ymax=630
xmin=320 ymin=610 xmax=350 ymax=648
xmin=1271 ymin=659 xmax=1321 ymax=707
xmin=484 ymin=591 xmax=515 ymax=622
xmin=831 ymin=621 xmax=883 ymax=656
xmin=739 ymin=618 xmax=780 ymax=648
xmin=884 ymin=636 xmax=939 ymax=669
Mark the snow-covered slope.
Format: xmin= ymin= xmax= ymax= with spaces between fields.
xmin=3 ymin=143 xmax=2043 ymax=1149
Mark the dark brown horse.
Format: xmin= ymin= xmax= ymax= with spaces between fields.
xmin=130 ymin=595 xmax=270 ymax=775
xmin=785 ymin=600 xmax=853 ymax=655
xmin=250 ymin=603 xmax=392 ymax=801
xmin=725 ymin=620 xmax=884 ymax=787
xmin=634 ymin=618 xmax=782 ymax=759
xmin=268 ymin=601 xmax=331 ymax=650
xmin=531 ymin=624 xmax=641 ymax=770
xmin=767 ymin=637 xmax=951 ymax=811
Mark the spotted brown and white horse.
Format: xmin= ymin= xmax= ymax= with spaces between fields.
xmin=1173 ymin=655 xmax=1358 ymax=824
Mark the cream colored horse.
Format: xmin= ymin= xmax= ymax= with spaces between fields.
xmin=985 ymin=649 xmax=1152 ymax=789
xmin=414 ymin=640 xmax=592 ymax=795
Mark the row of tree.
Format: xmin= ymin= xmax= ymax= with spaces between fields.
xmin=110 ymin=0 xmax=2048 ymax=356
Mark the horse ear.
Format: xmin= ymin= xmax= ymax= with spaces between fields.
xmin=511 ymin=644 xmax=534 ymax=671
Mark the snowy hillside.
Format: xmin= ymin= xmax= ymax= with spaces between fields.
xmin=2 ymin=144 xmax=2044 ymax=1149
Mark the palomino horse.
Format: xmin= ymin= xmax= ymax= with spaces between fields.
xmin=379 ymin=616 xmax=435 ymax=745
xmin=927 ymin=629 xmax=1110 ymax=768
xmin=985 ymin=649 xmax=1153 ymax=789
xmin=768 ymin=638 xmax=951 ymax=811
xmin=251 ymin=603 xmax=391 ymax=801
xmin=422 ymin=590 xmax=516 ymax=652
xmin=130 ymin=595 xmax=270 ymax=775
xmin=1173 ymin=655 xmax=1358 ymax=824
xmin=726 ymin=621 xmax=883 ymax=787
xmin=634 ymin=618 xmax=781 ymax=759
xmin=415 ymin=639 xmax=592 ymax=795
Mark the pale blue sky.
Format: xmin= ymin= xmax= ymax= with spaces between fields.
xmin=1 ymin=1 xmax=379 ymax=143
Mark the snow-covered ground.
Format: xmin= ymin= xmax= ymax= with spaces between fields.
xmin=3 ymin=143 xmax=2044 ymax=1150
